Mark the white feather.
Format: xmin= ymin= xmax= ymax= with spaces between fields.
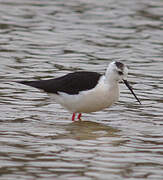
xmin=49 ymin=75 xmax=119 ymax=113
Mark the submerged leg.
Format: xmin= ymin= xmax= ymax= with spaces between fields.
xmin=72 ymin=113 xmax=76 ymax=121
xmin=77 ymin=113 xmax=82 ymax=121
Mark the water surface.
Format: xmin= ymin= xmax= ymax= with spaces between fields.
xmin=0 ymin=0 xmax=163 ymax=179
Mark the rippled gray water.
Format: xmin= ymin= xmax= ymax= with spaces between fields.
xmin=0 ymin=0 xmax=163 ymax=179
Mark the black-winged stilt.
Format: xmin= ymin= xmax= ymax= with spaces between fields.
xmin=17 ymin=61 xmax=141 ymax=121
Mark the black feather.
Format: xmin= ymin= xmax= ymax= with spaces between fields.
xmin=18 ymin=71 xmax=102 ymax=95
xmin=115 ymin=61 xmax=124 ymax=70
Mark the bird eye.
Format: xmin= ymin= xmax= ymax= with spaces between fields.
xmin=118 ymin=71 xmax=123 ymax=75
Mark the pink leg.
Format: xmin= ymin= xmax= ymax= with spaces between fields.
xmin=72 ymin=113 xmax=76 ymax=121
xmin=77 ymin=113 xmax=82 ymax=121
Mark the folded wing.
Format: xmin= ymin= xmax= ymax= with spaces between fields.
xmin=18 ymin=71 xmax=102 ymax=95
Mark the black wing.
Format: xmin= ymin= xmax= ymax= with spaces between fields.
xmin=18 ymin=71 xmax=102 ymax=95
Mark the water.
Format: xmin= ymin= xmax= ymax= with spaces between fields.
xmin=0 ymin=0 xmax=163 ymax=179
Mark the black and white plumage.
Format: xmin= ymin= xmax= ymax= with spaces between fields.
xmin=19 ymin=71 xmax=101 ymax=95
xmin=18 ymin=61 xmax=141 ymax=121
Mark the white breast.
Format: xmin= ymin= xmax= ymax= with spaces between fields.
xmin=50 ymin=76 xmax=119 ymax=113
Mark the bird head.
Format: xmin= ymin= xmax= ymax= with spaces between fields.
xmin=106 ymin=61 xmax=141 ymax=104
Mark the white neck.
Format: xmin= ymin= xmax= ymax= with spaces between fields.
xmin=105 ymin=67 xmax=118 ymax=86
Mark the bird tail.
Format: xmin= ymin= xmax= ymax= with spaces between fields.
xmin=16 ymin=80 xmax=43 ymax=89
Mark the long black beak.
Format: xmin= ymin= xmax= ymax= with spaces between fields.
xmin=123 ymin=79 xmax=141 ymax=105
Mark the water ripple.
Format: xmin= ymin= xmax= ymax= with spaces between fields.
xmin=0 ymin=0 xmax=163 ymax=179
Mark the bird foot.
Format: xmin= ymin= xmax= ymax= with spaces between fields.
xmin=77 ymin=113 xmax=82 ymax=121
xmin=72 ymin=113 xmax=82 ymax=121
